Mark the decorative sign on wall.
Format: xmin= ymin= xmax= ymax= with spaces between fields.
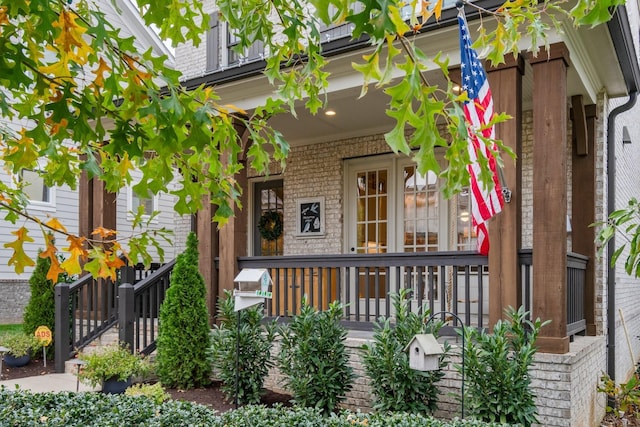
xmin=296 ymin=197 xmax=325 ymax=237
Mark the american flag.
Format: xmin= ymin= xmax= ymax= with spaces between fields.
xmin=458 ymin=13 xmax=504 ymax=256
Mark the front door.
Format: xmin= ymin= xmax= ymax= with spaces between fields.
xmin=345 ymin=155 xmax=472 ymax=318
xmin=253 ymin=179 xmax=284 ymax=256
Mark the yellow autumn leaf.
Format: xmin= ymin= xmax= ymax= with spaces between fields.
xmin=0 ymin=6 xmax=9 ymax=27
xmin=46 ymin=254 xmax=67 ymax=283
xmin=61 ymin=235 xmax=87 ymax=276
xmin=117 ymin=152 xmax=133 ymax=179
xmin=222 ymin=104 xmax=248 ymax=115
xmin=45 ymin=217 xmax=68 ymax=234
xmin=52 ymin=10 xmax=91 ymax=65
xmin=4 ymin=227 xmax=35 ymax=274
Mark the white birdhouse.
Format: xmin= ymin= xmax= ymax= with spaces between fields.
xmin=234 ymin=268 xmax=271 ymax=293
xmin=233 ymin=269 xmax=273 ymax=311
xmin=405 ymin=334 xmax=443 ymax=371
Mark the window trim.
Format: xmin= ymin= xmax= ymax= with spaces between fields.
xmin=20 ymin=169 xmax=56 ymax=212
xmin=127 ymin=185 xmax=159 ymax=222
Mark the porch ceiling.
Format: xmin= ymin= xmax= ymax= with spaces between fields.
xmin=213 ymin=14 xmax=626 ymax=147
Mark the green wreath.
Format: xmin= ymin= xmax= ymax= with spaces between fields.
xmin=258 ymin=210 xmax=283 ymax=241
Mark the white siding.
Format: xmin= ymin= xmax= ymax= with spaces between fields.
xmin=610 ymin=95 xmax=640 ymax=382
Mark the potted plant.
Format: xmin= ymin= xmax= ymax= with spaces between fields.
xmin=0 ymin=332 xmax=41 ymax=367
xmin=77 ymin=342 xmax=151 ymax=394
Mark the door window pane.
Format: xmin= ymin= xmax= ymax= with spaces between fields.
xmin=403 ymin=165 xmax=439 ymax=252
xmin=356 ymin=169 xmax=387 ymax=253
xmin=255 ymin=181 xmax=284 ymax=256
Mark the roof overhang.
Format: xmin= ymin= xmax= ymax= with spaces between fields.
xmin=180 ymin=1 xmax=639 ymax=146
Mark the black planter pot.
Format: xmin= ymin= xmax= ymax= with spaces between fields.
xmin=3 ymin=353 xmax=30 ymax=368
xmin=101 ymin=377 xmax=132 ymax=394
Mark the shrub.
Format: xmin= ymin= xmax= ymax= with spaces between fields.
xmin=0 ymin=388 xmax=216 ymax=426
xmin=211 ymin=290 xmax=276 ymax=405
xmin=0 ymin=389 xmax=515 ymax=426
xmin=361 ymin=288 xmax=449 ymax=414
xmin=0 ymin=332 xmax=41 ymax=357
xmin=277 ymin=299 xmax=354 ymax=414
xmin=155 ymin=232 xmax=212 ymax=389
xmin=22 ymin=246 xmax=74 ymax=344
xmin=77 ymin=342 xmax=151 ymax=388
xmin=125 ymin=383 xmax=171 ymax=405
xmin=461 ymin=306 xmax=548 ymax=426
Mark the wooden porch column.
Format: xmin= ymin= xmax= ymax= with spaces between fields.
xmin=487 ymin=55 xmax=524 ymax=326
xmin=217 ymin=169 xmax=249 ymax=302
xmin=78 ymin=161 xmax=116 ymax=243
xmin=78 ymin=167 xmax=116 ymax=321
xmin=571 ymin=101 xmax=598 ymax=335
xmin=197 ymin=197 xmax=219 ymax=325
xmin=530 ymin=43 xmax=570 ymax=353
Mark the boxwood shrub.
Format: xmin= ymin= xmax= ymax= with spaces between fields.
xmin=0 ymin=388 xmax=516 ymax=427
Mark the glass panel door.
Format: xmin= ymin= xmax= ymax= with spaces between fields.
xmin=253 ymin=179 xmax=283 ymax=256
xmin=355 ymin=169 xmax=388 ymax=254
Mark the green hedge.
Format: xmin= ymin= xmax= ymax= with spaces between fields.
xmin=0 ymin=388 xmax=515 ymax=427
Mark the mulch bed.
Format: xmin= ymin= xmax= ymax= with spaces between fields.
xmin=1 ymin=357 xmax=292 ymax=414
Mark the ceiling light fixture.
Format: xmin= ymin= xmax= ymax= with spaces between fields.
xmin=324 ymin=109 xmax=337 ymax=116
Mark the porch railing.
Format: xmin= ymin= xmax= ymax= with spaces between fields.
xmin=54 ymin=262 xmax=165 ymax=372
xmin=519 ymin=250 xmax=588 ymax=337
xmin=238 ymin=251 xmax=489 ymax=332
xmin=118 ymin=260 xmax=175 ymax=356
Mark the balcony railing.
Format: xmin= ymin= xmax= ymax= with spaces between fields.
xmin=238 ymin=251 xmax=490 ymax=332
xmin=519 ymin=250 xmax=588 ymax=337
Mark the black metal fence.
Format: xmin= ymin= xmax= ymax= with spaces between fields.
xmin=118 ymin=260 xmax=175 ymax=356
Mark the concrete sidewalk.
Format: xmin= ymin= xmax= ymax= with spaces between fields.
xmin=0 ymin=373 xmax=100 ymax=393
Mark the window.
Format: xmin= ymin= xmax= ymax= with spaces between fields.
xmin=21 ymin=169 xmax=55 ymax=209
xmin=206 ymin=13 xmax=220 ymax=71
xmin=129 ymin=187 xmax=157 ymax=218
xmin=226 ymin=26 xmax=264 ymax=66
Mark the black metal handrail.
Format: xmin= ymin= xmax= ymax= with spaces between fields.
xmin=54 ymin=262 xmax=165 ymax=372
xmin=55 ymin=273 xmax=118 ymax=372
xmin=119 ymin=259 xmax=176 ymax=355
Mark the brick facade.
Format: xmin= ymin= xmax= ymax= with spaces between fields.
xmin=261 ymin=334 xmax=606 ymax=426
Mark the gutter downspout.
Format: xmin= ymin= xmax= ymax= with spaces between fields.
xmin=607 ymin=91 xmax=638 ymax=382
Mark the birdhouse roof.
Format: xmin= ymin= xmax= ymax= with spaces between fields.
xmin=404 ymin=334 xmax=444 ymax=355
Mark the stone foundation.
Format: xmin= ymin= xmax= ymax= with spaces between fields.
xmin=0 ymin=280 xmax=29 ymax=324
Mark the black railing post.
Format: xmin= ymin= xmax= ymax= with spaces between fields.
xmin=119 ymin=283 xmax=135 ymax=353
xmin=55 ymin=282 xmax=70 ymax=373
xmin=120 ymin=265 xmax=136 ymax=286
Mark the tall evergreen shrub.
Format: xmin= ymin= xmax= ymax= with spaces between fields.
xmin=23 ymin=247 xmax=72 ymax=340
xmin=156 ymin=232 xmax=212 ymax=388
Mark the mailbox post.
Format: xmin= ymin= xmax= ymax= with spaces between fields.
xmin=232 ymin=269 xmax=273 ymax=408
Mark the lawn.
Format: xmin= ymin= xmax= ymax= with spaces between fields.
xmin=0 ymin=324 xmax=22 ymax=335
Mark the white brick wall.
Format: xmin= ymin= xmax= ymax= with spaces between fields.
xmin=261 ymin=334 xmax=606 ymax=426
xmin=608 ymin=94 xmax=640 ymax=382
